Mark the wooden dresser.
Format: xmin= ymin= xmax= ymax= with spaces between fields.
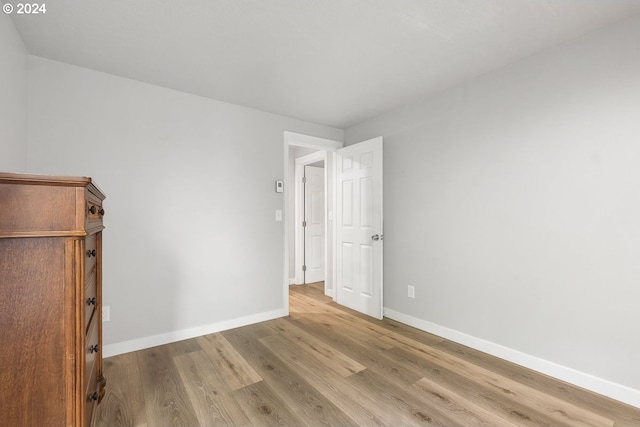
xmin=0 ymin=172 xmax=106 ymax=427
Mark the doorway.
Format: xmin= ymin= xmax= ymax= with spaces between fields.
xmin=294 ymin=152 xmax=326 ymax=285
xmin=283 ymin=132 xmax=383 ymax=320
xmin=283 ymin=132 xmax=342 ymax=315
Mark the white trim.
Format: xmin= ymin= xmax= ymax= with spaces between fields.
xmin=294 ymin=163 xmax=304 ymax=285
xmin=384 ymin=308 xmax=640 ymax=409
xmin=284 ymin=131 xmax=342 ymax=151
xmin=289 ymin=278 xmax=296 ymax=285
xmin=103 ymin=308 xmax=286 ymax=358
xmin=323 ymin=156 xmax=331 ymax=299
xmin=296 ymin=151 xmax=327 ymax=165
xmin=330 ymin=151 xmax=338 ymax=302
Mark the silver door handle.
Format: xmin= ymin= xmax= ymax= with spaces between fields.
xmin=371 ymin=234 xmax=380 ymax=241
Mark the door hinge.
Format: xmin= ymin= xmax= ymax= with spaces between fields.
xmin=303 ymin=221 xmax=307 ymax=227
xmin=302 ymin=265 xmax=307 ymax=272
xmin=302 ymin=176 xmax=307 ymax=184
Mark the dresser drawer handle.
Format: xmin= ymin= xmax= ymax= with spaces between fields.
xmin=86 ymin=249 xmax=96 ymax=258
xmin=86 ymin=297 xmax=96 ymax=306
xmin=99 ymin=208 xmax=105 ymax=216
xmin=88 ymin=392 xmax=98 ymax=402
xmin=88 ymin=205 xmax=97 ymax=214
xmin=89 ymin=344 xmax=99 ymax=354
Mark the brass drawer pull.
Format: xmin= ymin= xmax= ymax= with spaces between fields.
xmin=88 ymin=392 xmax=98 ymax=402
xmin=86 ymin=249 xmax=96 ymax=258
xmin=99 ymin=208 xmax=105 ymax=216
xmin=86 ymin=297 xmax=96 ymax=306
xmin=88 ymin=344 xmax=99 ymax=354
xmin=88 ymin=205 xmax=97 ymax=214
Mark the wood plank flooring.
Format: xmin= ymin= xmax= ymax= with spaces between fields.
xmin=96 ymin=283 xmax=640 ymax=426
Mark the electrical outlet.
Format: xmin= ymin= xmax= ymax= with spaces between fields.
xmin=408 ymin=286 xmax=415 ymax=299
xmin=102 ymin=306 xmax=110 ymax=322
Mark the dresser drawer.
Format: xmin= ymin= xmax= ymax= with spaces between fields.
xmin=85 ymin=357 xmax=99 ymax=427
xmin=85 ymin=316 xmax=100 ymax=426
xmin=86 ymin=191 xmax=104 ymax=230
xmin=85 ymin=316 xmax=102 ymax=378
xmin=85 ymin=234 xmax=97 ymax=277
xmin=85 ymin=272 xmax=97 ymax=331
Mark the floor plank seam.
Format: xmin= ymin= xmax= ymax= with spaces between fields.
xmin=95 ymin=283 xmax=640 ymax=427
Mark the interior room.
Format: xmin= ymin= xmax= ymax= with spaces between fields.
xmin=2 ymin=1 xmax=640 ymax=425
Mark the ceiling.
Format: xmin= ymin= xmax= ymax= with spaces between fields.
xmin=7 ymin=0 xmax=640 ymax=129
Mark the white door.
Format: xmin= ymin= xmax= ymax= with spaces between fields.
xmin=304 ymin=166 xmax=325 ymax=283
xmin=336 ymin=137 xmax=383 ymax=319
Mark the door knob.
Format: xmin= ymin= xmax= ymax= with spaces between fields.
xmin=371 ymin=234 xmax=380 ymax=241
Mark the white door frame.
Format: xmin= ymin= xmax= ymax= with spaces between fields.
xmin=294 ymin=151 xmax=326 ymax=285
xmin=283 ymin=132 xmax=343 ymax=315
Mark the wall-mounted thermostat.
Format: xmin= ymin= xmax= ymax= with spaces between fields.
xmin=275 ymin=180 xmax=284 ymax=193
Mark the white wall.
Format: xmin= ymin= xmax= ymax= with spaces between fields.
xmin=27 ymin=56 xmax=343 ymax=354
xmin=346 ymin=15 xmax=640 ymax=406
xmin=0 ymin=14 xmax=28 ymax=171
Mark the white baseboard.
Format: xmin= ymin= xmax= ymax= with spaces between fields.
xmin=384 ymin=308 xmax=640 ymax=409
xmin=325 ymin=288 xmax=334 ymax=298
xmin=102 ymin=308 xmax=287 ymax=358
xmin=289 ymin=278 xmax=296 ymax=285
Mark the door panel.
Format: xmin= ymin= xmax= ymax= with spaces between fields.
xmin=304 ymin=166 xmax=325 ymax=283
xmin=360 ymin=245 xmax=374 ymax=296
xmin=360 ymin=177 xmax=373 ymax=227
xmin=336 ymin=137 xmax=383 ymax=319
xmin=341 ymin=180 xmax=354 ymax=226
xmin=341 ymin=242 xmax=353 ymax=290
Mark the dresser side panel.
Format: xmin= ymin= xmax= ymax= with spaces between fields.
xmin=0 ymin=238 xmax=69 ymax=426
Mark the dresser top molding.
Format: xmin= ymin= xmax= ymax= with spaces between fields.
xmin=0 ymin=172 xmax=106 ymax=198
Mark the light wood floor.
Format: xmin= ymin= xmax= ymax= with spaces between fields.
xmin=96 ymin=283 xmax=640 ymax=426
